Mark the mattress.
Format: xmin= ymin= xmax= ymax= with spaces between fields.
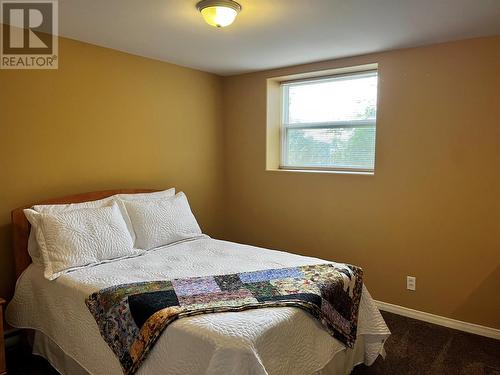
xmin=7 ymin=236 xmax=390 ymax=375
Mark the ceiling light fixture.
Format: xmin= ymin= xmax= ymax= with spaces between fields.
xmin=196 ymin=0 xmax=242 ymax=28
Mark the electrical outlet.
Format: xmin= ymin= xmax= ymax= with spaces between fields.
xmin=406 ymin=276 xmax=416 ymax=291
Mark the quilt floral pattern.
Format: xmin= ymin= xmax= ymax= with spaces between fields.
xmin=86 ymin=263 xmax=363 ymax=375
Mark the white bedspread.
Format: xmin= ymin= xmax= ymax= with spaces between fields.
xmin=7 ymin=236 xmax=390 ymax=375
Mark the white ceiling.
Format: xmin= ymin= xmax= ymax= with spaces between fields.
xmin=58 ymin=0 xmax=500 ymax=76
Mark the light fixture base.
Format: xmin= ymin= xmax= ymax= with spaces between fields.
xmin=196 ymin=0 xmax=242 ymax=13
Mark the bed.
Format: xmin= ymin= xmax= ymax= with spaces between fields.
xmin=6 ymin=189 xmax=390 ymax=375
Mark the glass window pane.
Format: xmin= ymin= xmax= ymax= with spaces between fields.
xmin=285 ymin=126 xmax=376 ymax=170
xmin=287 ymin=74 xmax=378 ymax=124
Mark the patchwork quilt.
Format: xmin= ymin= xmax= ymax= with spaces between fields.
xmin=86 ymin=263 xmax=363 ymax=375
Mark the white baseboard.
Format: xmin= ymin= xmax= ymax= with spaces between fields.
xmin=375 ymin=300 xmax=500 ymax=340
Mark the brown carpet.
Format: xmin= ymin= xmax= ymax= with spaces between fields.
xmin=353 ymin=312 xmax=500 ymax=375
xmin=6 ymin=311 xmax=500 ymax=374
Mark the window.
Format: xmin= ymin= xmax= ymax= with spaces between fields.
xmin=281 ymin=70 xmax=378 ymax=173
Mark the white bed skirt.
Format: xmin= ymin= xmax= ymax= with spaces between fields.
xmin=33 ymin=330 xmax=380 ymax=375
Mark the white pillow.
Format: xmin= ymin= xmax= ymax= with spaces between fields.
xmin=28 ymin=195 xmax=117 ymax=265
xmin=27 ymin=188 xmax=175 ymax=264
xmin=24 ymin=203 xmax=142 ymax=280
xmin=117 ymin=188 xmax=175 ymax=202
xmin=32 ymin=195 xmax=114 ymax=213
xmin=124 ymin=192 xmax=202 ymax=250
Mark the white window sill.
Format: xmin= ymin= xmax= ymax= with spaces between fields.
xmin=266 ymin=168 xmax=374 ymax=176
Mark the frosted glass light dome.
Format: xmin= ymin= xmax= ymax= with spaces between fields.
xmin=196 ymin=0 xmax=242 ymax=28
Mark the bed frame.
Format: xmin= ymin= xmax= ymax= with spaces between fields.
xmin=11 ymin=189 xmax=158 ymax=279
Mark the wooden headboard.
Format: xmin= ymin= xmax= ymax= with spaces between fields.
xmin=11 ymin=189 xmax=158 ymax=278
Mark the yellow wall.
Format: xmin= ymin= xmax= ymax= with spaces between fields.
xmin=1 ymin=34 xmax=499 ymax=329
xmin=222 ymin=37 xmax=500 ymax=328
xmin=0 ymin=37 xmax=224 ymax=297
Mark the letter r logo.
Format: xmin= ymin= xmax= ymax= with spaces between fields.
xmin=2 ymin=1 xmax=54 ymax=54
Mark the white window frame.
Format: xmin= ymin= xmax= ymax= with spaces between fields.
xmin=280 ymin=70 xmax=378 ymax=174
